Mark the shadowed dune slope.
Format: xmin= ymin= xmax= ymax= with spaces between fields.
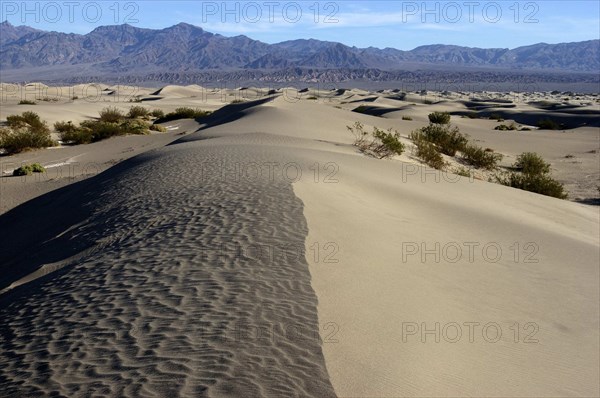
xmin=0 ymin=139 xmax=336 ymax=397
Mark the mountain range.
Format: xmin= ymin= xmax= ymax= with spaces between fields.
xmin=1 ymin=21 xmax=599 ymax=75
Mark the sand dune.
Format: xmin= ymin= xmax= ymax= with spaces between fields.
xmin=0 ymin=86 xmax=598 ymax=397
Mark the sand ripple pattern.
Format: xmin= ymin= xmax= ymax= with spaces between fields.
xmin=0 ymin=142 xmax=336 ymax=397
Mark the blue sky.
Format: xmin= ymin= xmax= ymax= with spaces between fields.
xmin=2 ymin=1 xmax=599 ymax=49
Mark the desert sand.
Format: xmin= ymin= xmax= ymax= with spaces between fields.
xmin=0 ymin=84 xmax=598 ymax=397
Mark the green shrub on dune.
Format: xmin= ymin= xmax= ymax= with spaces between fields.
xmin=416 ymin=123 xmax=468 ymax=156
xmin=496 ymin=171 xmax=567 ymax=199
xmin=1 ymin=112 xmax=55 ymax=154
xmin=514 ymin=152 xmax=551 ymax=175
xmin=428 ymin=112 xmax=451 ymax=124
xmin=127 ymin=106 xmax=150 ymax=119
xmin=347 ymin=122 xmax=405 ymax=159
xmin=99 ymin=107 xmax=124 ymax=123
xmin=157 ymin=107 xmax=212 ymax=122
xmin=55 ymin=121 xmax=93 ymax=144
xmin=461 ymin=144 xmax=503 ymax=170
xmin=496 ymin=152 xmax=567 ymax=199
xmin=411 ymin=133 xmax=447 ymax=170
xmin=12 ymin=163 xmax=45 ymax=176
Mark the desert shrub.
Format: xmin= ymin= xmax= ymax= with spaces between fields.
xmin=495 ymin=172 xmax=567 ymax=199
xmin=38 ymin=97 xmax=59 ymax=102
xmin=402 ymin=116 xmax=413 ymax=121
xmin=231 ymin=100 xmax=245 ymax=104
xmin=489 ymin=113 xmax=503 ymax=121
xmin=537 ymin=119 xmax=562 ymax=130
xmin=461 ymin=144 xmax=503 ymax=170
xmin=119 ymin=119 xmax=150 ymax=135
xmin=72 ymin=96 xmax=79 ymax=100
xmin=520 ymin=127 xmax=532 ymax=131
xmin=1 ymin=112 xmax=54 ymax=154
xmin=99 ymin=107 xmax=124 ymax=123
xmin=465 ymin=112 xmax=479 ymax=119
xmin=54 ymin=121 xmax=92 ymax=144
xmin=158 ymin=107 xmax=212 ymax=122
xmin=0 ymin=126 xmax=55 ymax=154
xmin=494 ymin=123 xmax=518 ymax=131
xmin=18 ymin=100 xmax=36 ymax=105
xmin=514 ymin=152 xmax=551 ymax=175
xmin=307 ymin=96 xmax=318 ymax=100
xmin=371 ymin=127 xmax=405 ymax=159
xmin=428 ymin=112 xmax=451 ymax=124
xmin=30 ymin=163 xmax=45 ymax=173
xmin=347 ymin=122 xmax=404 ymax=159
xmin=416 ymin=123 xmax=468 ymax=156
xmin=410 ymin=133 xmax=446 ymax=170
xmin=13 ymin=163 xmax=46 ymax=176
xmin=423 ymin=99 xmax=434 ymax=105
xmin=88 ymin=122 xmax=124 ymax=141
xmin=347 ymin=121 xmax=369 ymax=149
xmin=6 ymin=111 xmax=46 ymax=130
xmin=150 ymin=109 xmax=165 ymax=118
xmin=127 ymin=106 xmax=149 ymax=119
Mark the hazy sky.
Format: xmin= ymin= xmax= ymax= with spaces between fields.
xmin=2 ymin=1 xmax=598 ymax=49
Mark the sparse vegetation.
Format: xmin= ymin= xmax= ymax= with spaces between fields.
xmin=410 ymin=133 xmax=446 ymax=170
xmin=12 ymin=163 xmax=45 ymax=176
xmin=428 ymin=112 xmax=451 ymax=125
xmin=489 ymin=113 xmax=503 ymax=121
xmin=127 ymin=106 xmax=150 ymax=119
xmin=414 ymin=123 xmax=468 ymax=156
xmin=461 ymin=144 xmax=503 ymax=170
xmin=157 ymin=107 xmax=212 ymax=123
xmin=402 ymin=116 xmax=413 ymax=121
xmin=55 ymin=121 xmax=93 ymax=144
xmin=18 ymin=100 xmax=36 ymax=105
xmin=495 ymin=152 xmax=567 ymax=199
xmin=99 ymin=107 xmax=124 ymax=123
xmin=496 ymin=171 xmax=567 ymax=199
xmin=150 ymin=109 xmax=165 ymax=119
xmin=423 ymin=99 xmax=434 ymax=105
xmin=1 ymin=112 xmax=55 ymax=154
xmin=347 ymin=122 xmax=405 ymax=159
xmin=57 ymin=107 xmax=168 ymax=145
xmin=307 ymin=96 xmax=318 ymax=100
xmin=514 ymin=152 xmax=551 ymax=175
